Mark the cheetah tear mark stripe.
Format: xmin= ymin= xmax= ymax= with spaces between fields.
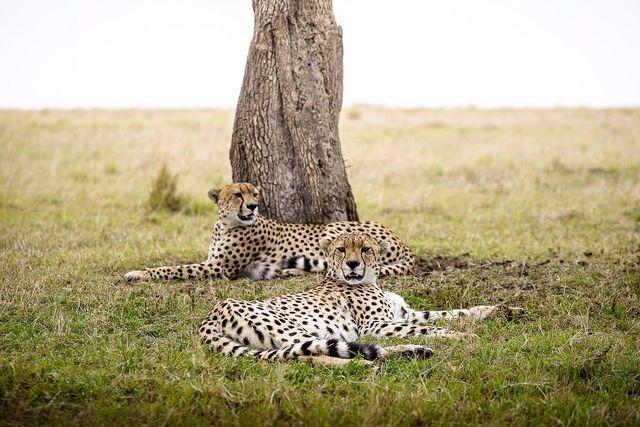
xmin=203 ymin=334 xmax=385 ymax=361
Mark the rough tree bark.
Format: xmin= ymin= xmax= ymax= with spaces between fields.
xmin=229 ymin=0 xmax=359 ymax=224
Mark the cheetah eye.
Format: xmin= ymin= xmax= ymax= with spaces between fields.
xmin=336 ymin=247 xmax=346 ymax=253
xmin=233 ymin=192 xmax=242 ymax=197
xmin=362 ymin=247 xmax=371 ymax=253
xmin=253 ymin=192 xmax=258 ymax=197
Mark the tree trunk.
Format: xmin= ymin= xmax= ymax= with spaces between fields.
xmin=229 ymin=0 xmax=359 ymax=224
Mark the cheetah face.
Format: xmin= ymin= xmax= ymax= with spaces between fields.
xmin=207 ymin=183 xmax=260 ymax=227
xmin=319 ymin=233 xmax=389 ymax=285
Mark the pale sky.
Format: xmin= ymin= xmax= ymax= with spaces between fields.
xmin=1 ymin=0 xmax=639 ymax=109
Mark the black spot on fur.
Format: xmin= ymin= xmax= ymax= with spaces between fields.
xmin=300 ymin=341 xmax=313 ymax=356
xmin=326 ymin=339 xmax=339 ymax=357
xmin=347 ymin=342 xmax=380 ymax=361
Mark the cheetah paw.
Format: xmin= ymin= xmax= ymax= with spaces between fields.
xmin=384 ymin=345 xmax=434 ymax=359
xmin=124 ymin=270 xmax=151 ymax=282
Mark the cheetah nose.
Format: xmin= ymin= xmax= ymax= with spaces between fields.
xmin=346 ymin=260 xmax=360 ymax=269
xmin=247 ymin=204 xmax=258 ymax=211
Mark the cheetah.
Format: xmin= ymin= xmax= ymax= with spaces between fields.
xmin=198 ymin=232 xmax=524 ymax=366
xmin=125 ymin=182 xmax=415 ymax=282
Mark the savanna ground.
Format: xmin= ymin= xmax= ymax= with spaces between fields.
xmin=1 ymin=107 xmax=639 ymax=426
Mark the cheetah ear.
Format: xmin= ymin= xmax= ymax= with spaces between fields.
xmin=319 ymin=236 xmax=333 ymax=256
xmin=254 ymin=185 xmax=261 ymax=194
xmin=207 ymin=188 xmax=220 ymax=204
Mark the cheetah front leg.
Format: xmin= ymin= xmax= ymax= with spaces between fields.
xmin=124 ymin=260 xmax=227 ymax=282
xmin=125 ymin=243 xmax=256 ymax=282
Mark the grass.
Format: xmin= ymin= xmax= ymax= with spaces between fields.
xmin=147 ymin=163 xmax=184 ymax=213
xmin=1 ymin=107 xmax=639 ymax=425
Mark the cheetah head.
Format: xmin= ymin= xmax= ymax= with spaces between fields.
xmin=207 ymin=183 xmax=261 ymax=227
xmin=319 ymin=232 xmax=389 ymax=285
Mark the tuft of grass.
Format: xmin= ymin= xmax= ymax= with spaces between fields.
xmin=147 ymin=164 xmax=184 ymax=213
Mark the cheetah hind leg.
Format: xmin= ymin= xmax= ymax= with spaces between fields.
xmin=468 ymin=304 xmax=527 ymax=322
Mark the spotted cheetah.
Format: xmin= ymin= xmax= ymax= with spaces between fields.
xmin=198 ymin=232 xmax=523 ymax=365
xmin=125 ymin=183 xmax=415 ymax=282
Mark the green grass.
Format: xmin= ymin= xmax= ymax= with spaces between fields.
xmin=1 ymin=108 xmax=639 ymax=425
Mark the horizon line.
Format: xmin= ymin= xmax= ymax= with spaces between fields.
xmin=1 ymin=104 xmax=639 ymax=111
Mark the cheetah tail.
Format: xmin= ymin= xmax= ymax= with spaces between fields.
xmin=203 ymin=334 xmax=386 ymax=362
xmin=282 ymin=256 xmax=327 ymax=273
